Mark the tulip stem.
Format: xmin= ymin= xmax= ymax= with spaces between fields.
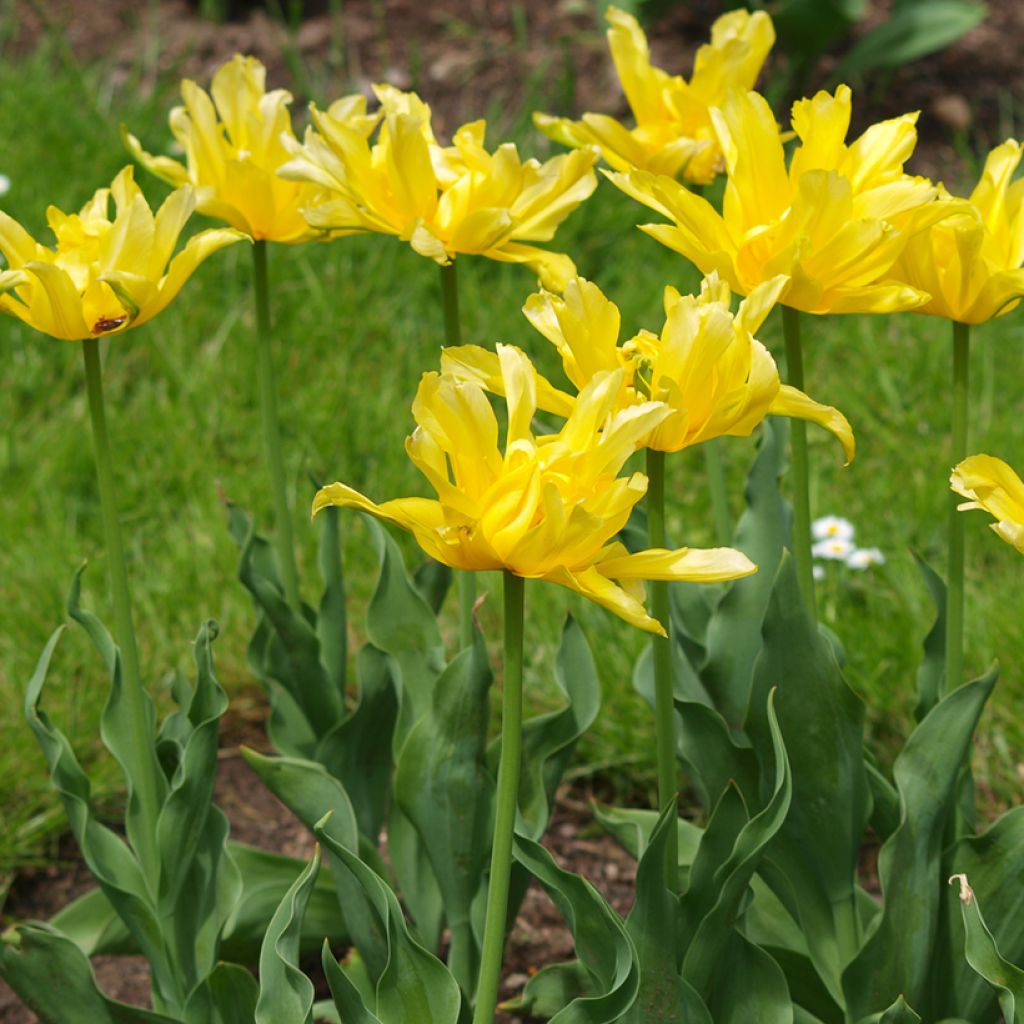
xmin=781 ymin=306 xmax=817 ymax=625
xmin=703 ymin=438 xmax=733 ymax=545
xmin=646 ymin=447 xmax=679 ymax=891
xmin=253 ymin=240 xmax=301 ymax=611
xmin=473 ymin=571 xmax=525 ymax=1024
xmin=82 ymin=338 xmax=162 ymax=882
xmin=440 ymin=261 xmax=476 ymax=648
xmin=947 ymin=320 xmax=970 ymax=693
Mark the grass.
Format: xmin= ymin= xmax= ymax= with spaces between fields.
xmin=2 ymin=36 xmax=1024 ymax=887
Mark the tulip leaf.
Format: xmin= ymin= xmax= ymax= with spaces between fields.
xmin=228 ymin=504 xmax=344 ymax=753
xmin=183 ymin=962 xmax=259 ymax=1024
xmin=51 ymin=842 xmax=346 ymax=961
xmin=702 ymin=932 xmax=793 ymax=1024
xmin=314 ymin=816 xmax=463 ymax=1024
xmin=313 ymin=643 xmax=399 ymax=842
xmin=0 ymin=923 xmax=181 ymax=1024
xmin=702 ymin=417 xmax=791 ymax=729
xmin=513 ymin=834 xmax=640 ymax=1022
xmin=22 ymin=617 xmax=173 ymax=1002
xmin=321 ymin=940 xmax=383 ymax=1024
xmin=592 ymin=803 xmax=704 ymax=873
xmin=948 ymin=873 xmax=1024 ymax=1024
xmin=255 ymin=850 xmax=320 ymax=1024
xmin=394 ymin=629 xmax=494 ymax=995
xmin=747 ymin=554 xmax=870 ymax=1001
xmin=623 ymin=803 xmax=711 ymax=1024
xmin=911 ymin=551 xmax=946 ymax=720
xmin=937 ymin=806 xmax=1024 ymax=1019
xmin=842 ymin=668 xmax=998 ymax=1017
xmin=876 ymin=995 xmax=923 ymax=1023
xmin=413 ymin=558 xmax=453 ymax=616
xmin=501 ymin=961 xmax=598 ymax=1017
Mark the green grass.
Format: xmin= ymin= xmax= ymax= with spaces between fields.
xmin=2 ymin=38 xmax=1023 ymax=886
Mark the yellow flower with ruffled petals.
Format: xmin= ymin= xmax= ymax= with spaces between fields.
xmin=313 ymin=346 xmax=756 ymax=633
xmin=535 ymin=6 xmax=774 ymax=185
xmin=124 ymin=54 xmax=364 ymax=243
xmin=440 ymin=273 xmax=855 ymax=462
xmin=951 ymin=454 xmax=1024 ymax=553
xmin=893 ymin=140 xmax=1024 ymax=324
xmin=0 ymin=167 xmax=243 ymax=341
xmin=609 ymin=85 xmax=943 ymax=315
xmin=280 ymin=85 xmax=598 ymax=290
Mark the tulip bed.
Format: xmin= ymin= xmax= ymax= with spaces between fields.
xmin=2 ymin=6 xmax=1024 ymax=1024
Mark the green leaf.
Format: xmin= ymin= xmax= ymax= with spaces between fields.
xmin=183 ymin=962 xmax=260 ymax=1024
xmin=320 ymin=940 xmax=383 ymax=1024
xmin=681 ymin=690 xmax=792 ymax=995
xmin=877 ymin=995 xmax=923 ymax=1023
xmin=938 ymin=806 xmax=1024 ymax=1019
xmin=23 ymin=619 xmax=174 ymax=1003
xmin=623 ymin=803 xmax=711 ymax=1024
xmin=912 ymin=552 xmax=946 ymax=721
xmin=513 ymin=834 xmax=639 ymax=1023
xmin=314 ymin=816 xmax=463 ymax=1024
xmin=592 ymin=804 xmax=704 ymax=873
xmin=703 ymin=933 xmax=794 ymax=1024
xmin=413 ymin=559 xmax=453 ymax=616
xmin=747 ymin=554 xmax=870 ymax=1001
xmin=842 ymin=668 xmax=998 ymax=1017
xmin=52 ymin=842 xmax=346 ymax=962
xmin=255 ymin=850 xmax=321 ymax=1024
xmin=950 ymin=873 xmax=1024 ymax=1024
xmin=316 ymin=503 xmax=348 ymax=697
xmin=834 ymin=1 xmax=987 ymax=78
xmin=314 ymin=644 xmax=399 ymax=842
xmin=501 ymin=961 xmax=597 ymax=1017
xmin=702 ymin=418 xmax=791 ymax=729
xmin=394 ymin=630 xmax=494 ymax=995
xmin=0 ymin=923 xmax=180 ymax=1024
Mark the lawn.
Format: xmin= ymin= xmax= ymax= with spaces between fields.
xmin=1 ymin=30 xmax=1023 ymax=892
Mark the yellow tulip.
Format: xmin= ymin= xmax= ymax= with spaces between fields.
xmin=313 ymin=345 xmax=756 ymax=633
xmin=0 ymin=166 xmax=243 ymax=341
xmin=535 ymin=6 xmax=774 ymax=185
xmin=440 ymin=273 xmax=855 ymax=461
xmin=123 ymin=54 xmax=358 ymax=243
xmin=951 ymin=454 xmax=1024 ymax=553
xmin=610 ymin=85 xmax=942 ymax=315
xmin=892 ymin=140 xmax=1024 ymax=324
xmin=280 ymin=84 xmax=598 ymax=290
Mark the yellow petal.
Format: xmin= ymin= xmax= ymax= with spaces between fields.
xmin=769 ymin=384 xmax=855 ymax=464
xmin=542 ymin=563 xmax=665 ymax=635
xmin=595 ymin=545 xmax=757 ymax=582
xmin=951 ymin=454 xmax=1024 ymax=553
xmin=23 ymin=261 xmax=90 ymax=340
xmin=121 ymin=126 xmax=190 ymax=189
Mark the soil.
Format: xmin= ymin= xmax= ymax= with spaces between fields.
xmin=0 ymin=1 xmax=1017 ymax=1018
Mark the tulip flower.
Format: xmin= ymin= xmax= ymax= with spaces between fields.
xmin=123 ymin=54 xmax=348 ymax=244
xmin=893 ymin=140 xmax=1024 ymax=325
xmin=952 ymin=454 xmax=1024 ymax=554
xmin=313 ymin=344 xmax=755 ymax=634
xmin=535 ymin=6 xmax=774 ymax=185
xmin=609 ymin=84 xmax=938 ymax=316
xmin=440 ymin=273 xmax=855 ymax=462
xmin=280 ymin=84 xmax=598 ymax=291
xmin=0 ymin=166 xmax=243 ymax=341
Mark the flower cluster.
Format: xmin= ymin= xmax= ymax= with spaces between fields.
xmin=811 ymin=515 xmax=885 ymax=574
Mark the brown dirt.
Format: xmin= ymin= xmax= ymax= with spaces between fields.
xmin=8 ymin=0 xmax=1024 ymax=179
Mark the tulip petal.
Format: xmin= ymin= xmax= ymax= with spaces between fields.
xmin=121 ymin=127 xmax=191 ymax=189
xmin=595 ymin=545 xmax=757 ymax=582
xmin=542 ymin=564 xmax=665 ymax=635
xmin=951 ymin=455 xmax=1024 ymax=553
xmin=23 ymin=261 xmax=91 ymax=340
xmin=483 ymin=242 xmax=578 ymax=292
xmin=769 ymin=384 xmax=856 ymax=464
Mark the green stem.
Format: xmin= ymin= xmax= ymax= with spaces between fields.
xmin=82 ymin=339 xmax=162 ymax=879
xmin=702 ymin=438 xmax=733 ymax=546
xmin=473 ymin=571 xmax=525 ymax=1024
xmin=781 ymin=306 xmax=817 ymax=625
xmin=646 ymin=447 xmax=679 ymax=890
xmin=947 ymin=320 xmax=970 ymax=694
xmin=253 ymin=240 xmax=301 ymax=611
xmin=440 ymin=261 xmax=476 ymax=648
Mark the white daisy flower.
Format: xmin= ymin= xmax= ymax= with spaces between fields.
xmin=0 ymin=173 xmax=10 ymax=197
xmin=846 ymin=547 xmax=885 ymax=570
xmin=812 ymin=564 xmax=826 ymax=581
xmin=812 ymin=537 xmax=856 ymax=561
xmin=812 ymin=515 xmax=855 ymax=541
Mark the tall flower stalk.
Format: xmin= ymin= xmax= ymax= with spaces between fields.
xmin=253 ymin=240 xmax=301 ymax=610
xmin=473 ymin=571 xmax=525 ymax=1024
xmin=947 ymin=321 xmax=970 ymax=691
xmin=439 ymin=261 xmax=476 ymax=648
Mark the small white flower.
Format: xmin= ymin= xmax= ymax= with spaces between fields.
xmin=812 ymin=515 xmax=855 ymax=541
xmin=812 ymin=537 xmax=856 ymax=561
xmin=0 ymin=173 xmax=10 ymax=197
xmin=846 ymin=547 xmax=885 ymax=570
xmin=812 ymin=564 xmax=826 ymax=581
